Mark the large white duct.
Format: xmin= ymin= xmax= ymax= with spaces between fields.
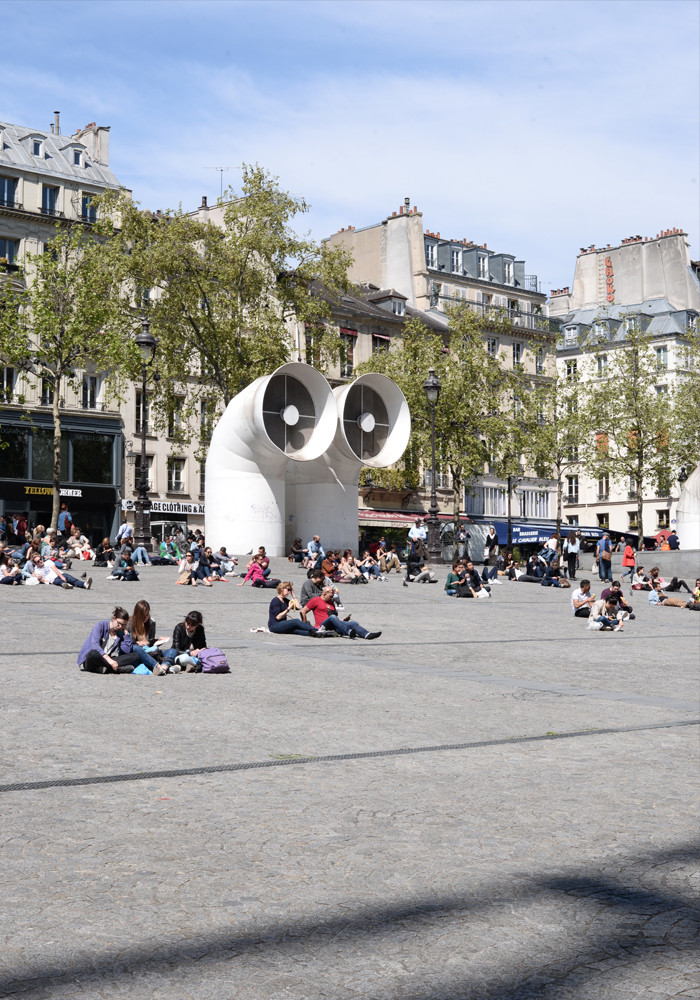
xmin=676 ymin=464 xmax=700 ymax=551
xmin=205 ymin=363 xmax=337 ymax=555
xmin=286 ymin=373 xmax=411 ymax=552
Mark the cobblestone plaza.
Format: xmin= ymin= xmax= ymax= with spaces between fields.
xmin=2 ymin=560 xmax=699 ymax=999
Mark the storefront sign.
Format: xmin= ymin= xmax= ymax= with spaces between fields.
xmin=605 ymin=256 xmax=615 ymax=303
xmin=121 ymin=499 xmax=205 ymax=515
xmin=23 ymin=486 xmax=83 ymax=497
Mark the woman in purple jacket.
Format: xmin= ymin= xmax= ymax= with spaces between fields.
xmin=77 ymin=607 xmax=140 ymax=673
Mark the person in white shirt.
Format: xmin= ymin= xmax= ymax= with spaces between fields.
xmin=31 ymin=554 xmax=92 ymax=590
xmin=571 ymin=579 xmax=596 ymax=618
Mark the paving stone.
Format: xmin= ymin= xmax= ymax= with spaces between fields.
xmin=1 ymin=558 xmax=698 ymax=997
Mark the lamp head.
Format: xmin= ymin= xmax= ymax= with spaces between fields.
xmin=135 ymin=318 xmax=157 ymax=364
xmin=422 ymin=367 xmax=441 ymax=406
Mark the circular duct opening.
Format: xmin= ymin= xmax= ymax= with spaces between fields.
xmin=342 ymin=383 xmax=389 ymax=460
xmin=263 ymin=374 xmax=316 ymax=454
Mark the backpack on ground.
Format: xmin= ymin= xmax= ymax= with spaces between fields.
xmin=198 ymin=647 xmax=230 ymax=673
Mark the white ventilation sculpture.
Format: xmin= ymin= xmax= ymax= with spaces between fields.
xmin=285 ymin=373 xmax=411 ymax=552
xmin=204 ymin=363 xmax=337 ymax=556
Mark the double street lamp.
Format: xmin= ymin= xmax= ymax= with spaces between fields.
xmin=133 ymin=318 xmax=157 ymax=552
xmin=422 ymin=367 xmax=442 ymax=564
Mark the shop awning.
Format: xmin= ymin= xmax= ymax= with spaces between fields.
xmin=487 ymin=520 xmax=605 ymax=546
xmin=358 ymin=510 xmax=465 ymax=527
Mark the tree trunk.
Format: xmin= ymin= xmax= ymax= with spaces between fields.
xmin=636 ymin=458 xmax=644 ymax=551
xmin=451 ymin=468 xmax=463 ymax=533
xmin=556 ymin=465 xmax=563 ymax=540
xmin=51 ymin=382 xmax=62 ymax=529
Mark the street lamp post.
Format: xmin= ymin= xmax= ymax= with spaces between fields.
xmin=422 ymin=367 xmax=442 ymax=565
xmin=133 ymin=318 xmax=157 ymax=552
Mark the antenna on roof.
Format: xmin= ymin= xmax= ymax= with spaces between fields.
xmin=206 ymin=167 xmax=231 ymax=198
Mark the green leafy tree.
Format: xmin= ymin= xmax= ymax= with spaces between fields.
xmin=0 ymin=224 xmax=135 ymax=527
xmin=672 ymin=322 xmax=700 ymax=471
xmin=106 ymin=165 xmax=351 ymax=443
xmin=582 ymin=319 xmax=672 ymax=549
xmin=357 ymin=307 xmax=517 ymax=527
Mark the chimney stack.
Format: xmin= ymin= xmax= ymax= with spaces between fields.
xmin=201 ymin=195 xmax=208 ymax=209
xmin=54 ymin=111 xmax=60 ymax=135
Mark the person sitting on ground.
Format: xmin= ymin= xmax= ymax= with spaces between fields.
xmin=202 ymin=546 xmax=228 ymax=582
xmin=94 ymin=537 xmax=116 ymax=568
xmin=525 ymin=554 xmax=545 ymax=579
xmin=31 ymin=553 xmax=92 ymax=589
xmin=685 ymin=579 xmax=700 ymax=611
xmin=445 ymin=560 xmax=465 ymax=596
xmin=156 ymin=537 xmax=179 ymax=565
xmin=321 ymin=550 xmax=341 ymax=581
xmin=268 ymin=581 xmax=326 ymax=638
xmin=648 ymin=580 xmax=689 ymax=608
xmin=65 ymin=525 xmax=95 ymax=561
xmin=122 ymin=534 xmax=151 ymax=566
xmin=588 ymin=596 xmax=625 ymax=631
xmin=631 ymin=566 xmax=650 ymax=590
xmin=571 ymin=579 xmax=596 ymax=618
xmin=455 ymin=559 xmax=489 ymax=597
xmin=380 ymin=544 xmax=402 ymax=575
xmin=300 ymin=569 xmax=326 ymax=605
xmin=506 ymin=560 xmax=524 ymax=581
xmin=541 ymin=558 xmax=571 ymax=589
xmin=338 ymin=550 xmax=363 ymax=583
xmin=358 ymin=549 xmax=383 ymax=580
xmin=307 ymin=535 xmax=325 ymax=570
xmin=109 ymin=557 xmax=139 ymax=582
xmin=600 ymin=581 xmax=634 ymax=617
xmin=176 ymin=550 xmax=198 ymax=585
xmin=288 ymin=537 xmax=307 ymax=563
xmin=302 ymin=585 xmax=382 ymax=640
xmin=160 ymin=610 xmax=208 ymax=673
xmin=78 ymin=607 xmax=140 ymax=673
xmin=404 ymin=539 xmax=425 ymax=583
xmin=238 ymin=553 xmax=280 ymax=588
xmin=211 ymin=546 xmax=237 ymax=575
xmin=0 ymin=551 xmax=23 ymax=585
xmin=127 ymin=599 xmax=165 ymax=672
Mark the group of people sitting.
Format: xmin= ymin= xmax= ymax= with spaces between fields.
xmin=288 ymin=536 xmax=404 ymax=581
xmin=78 ymin=603 xmax=209 ymax=674
xmin=0 ymin=527 xmax=93 ymax=590
xmin=266 ymin=580 xmax=381 ymax=640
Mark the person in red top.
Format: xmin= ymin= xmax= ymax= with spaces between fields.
xmin=621 ymin=537 xmax=636 ymax=583
xmin=302 ymin=586 xmax=381 ymax=640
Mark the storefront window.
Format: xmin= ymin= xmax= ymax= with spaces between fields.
xmin=31 ymin=428 xmax=68 ymax=481
xmin=0 ymin=425 xmax=29 ymax=478
xmin=72 ymin=433 xmax=113 ymax=484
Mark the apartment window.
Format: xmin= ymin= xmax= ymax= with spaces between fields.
xmin=628 ymin=475 xmax=639 ymax=499
xmin=566 ymin=475 xmax=579 ymax=503
xmin=425 ymin=243 xmax=436 ymax=268
xmin=200 ymin=400 xmax=214 ymax=442
xmin=566 ymin=359 xmax=578 ymax=380
xmin=167 ymin=457 xmax=185 ymax=493
xmin=340 ymin=333 xmax=355 ymax=378
xmin=1 ymin=366 xmax=15 ymax=402
xmin=81 ymin=375 xmax=98 ymax=409
xmin=563 ymin=326 xmax=578 ymax=347
xmin=503 ymin=261 xmax=513 ymax=284
xmin=656 ymin=509 xmax=670 ymax=529
xmin=81 ymin=194 xmax=96 ymax=223
xmin=535 ymin=348 xmax=546 ymax=374
xmin=73 ymin=149 xmax=81 ymax=166
xmin=41 ymin=185 xmax=58 ymax=216
xmin=0 ymin=237 xmax=19 ymax=264
xmin=391 ymin=298 xmax=405 ymax=316
xmin=134 ymin=455 xmax=153 ymax=491
xmin=481 ymin=293 xmax=493 ymax=307
xmin=567 ymin=515 xmax=579 ymax=526
xmin=478 ymin=256 xmax=488 ymax=279
xmin=598 ymin=474 xmax=609 ymax=500
xmin=305 ymin=332 xmax=320 ymax=367
xmin=40 ymin=376 xmax=54 ymax=406
xmin=0 ymin=176 xmax=17 ymax=207
xmin=168 ymin=396 xmax=185 ymax=437
xmin=567 ymin=445 xmax=579 ymax=462
xmin=624 ymin=316 xmax=637 ymax=334
xmin=512 ymin=342 xmax=522 ymax=365
xmin=199 ymin=463 xmax=206 ymax=496
xmin=32 ymin=139 xmax=42 ymax=156
xmin=486 ymin=338 xmax=498 ymax=357
xmin=655 ymin=346 xmax=668 ymax=369
xmin=655 ymin=384 xmax=669 ymax=395
xmin=135 ymin=390 xmax=150 ymax=435
xmin=627 ymin=510 xmax=639 ymax=530
xmin=372 ymin=334 xmax=390 ymax=354
xmin=597 ymin=354 xmax=608 ymax=375
xmin=451 ymin=249 xmax=461 ymax=273
xmin=514 ymin=396 xmax=523 ymax=418
xmin=537 ymin=405 xmax=546 ymax=425
xmin=597 ymin=512 xmax=609 ymax=530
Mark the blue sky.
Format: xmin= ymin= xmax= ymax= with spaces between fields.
xmin=4 ymin=0 xmax=699 ymax=292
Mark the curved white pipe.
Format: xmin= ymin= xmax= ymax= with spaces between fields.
xmin=205 ymin=363 xmax=337 ymax=555
xmin=286 ymin=373 xmax=411 ymax=552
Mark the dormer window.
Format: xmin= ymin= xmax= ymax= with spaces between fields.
xmin=392 ymin=298 xmax=405 ymax=316
xmin=33 ymin=139 xmax=42 ymax=157
xmin=73 ymin=149 xmax=81 ymax=166
xmin=503 ymin=261 xmax=513 ymax=284
xmin=425 ymin=243 xmax=436 ymax=268
xmin=478 ymin=256 xmax=488 ymax=279
xmin=450 ymin=249 xmax=461 ymax=273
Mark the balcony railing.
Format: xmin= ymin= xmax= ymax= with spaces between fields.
xmin=564 ymin=493 xmax=580 ymax=505
xmin=443 ymin=297 xmax=554 ymax=334
xmin=597 ymin=492 xmax=609 ymax=501
xmin=0 ymin=198 xmax=22 ymax=210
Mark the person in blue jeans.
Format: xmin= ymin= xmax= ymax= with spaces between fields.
xmin=302 ymin=587 xmax=381 ymax=639
xmin=268 ymin=582 xmax=326 ymax=637
xmin=596 ymin=533 xmax=614 ymax=582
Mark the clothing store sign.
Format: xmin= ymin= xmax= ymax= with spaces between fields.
xmin=121 ymin=499 xmax=205 ymax=515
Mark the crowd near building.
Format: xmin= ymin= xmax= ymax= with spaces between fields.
xmin=1 ymin=113 xmax=698 ymax=549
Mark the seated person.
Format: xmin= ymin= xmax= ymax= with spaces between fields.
xmin=211 ymin=546 xmax=237 ymax=575
xmin=238 ymin=554 xmax=279 ymax=588
xmin=110 ymin=558 xmax=139 ymax=582
xmin=588 ymin=596 xmax=625 ymax=631
xmin=302 ymin=585 xmax=381 ymax=640
xmin=78 ymin=607 xmax=141 ymax=673
xmin=0 ymin=552 xmax=23 ymax=585
xmin=161 ymin=610 xmax=208 ymax=673
xmin=321 ymin=550 xmax=340 ymax=581
xmin=31 ymin=553 xmax=92 ymax=589
xmin=380 ymin=544 xmax=402 ymax=575
xmin=541 ymin=559 xmax=571 ymax=588
xmin=445 ymin=561 xmax=465 ymax=596
xmin=648 ymin=580 xmax=689 ymax=607
xmin=94 ymin=538 xmax=116 ymax=568
xmin=455 ymin=560 xmax=488 ymax=597
xmin=268 ymin=582 xmax=325 ymax=637
xmin=338 ymin=550 xmax=363 ymax=583
xmin=156 ymin=537 xmax=179 ymax=565
xmin=358 ymin=549 xmax=382 ymax=580
xmin=300 ymin=570 xmax=343 ymax=608
xmin=571 ymin=580 xmax=596 ymax=617
xmin=121 ymin=534 xmax=151 ymax=566
xmin=288 ymin=537 xmax=307 ymax=563
xmin=600 ymin=581 xmax=634 ymax=617
xmin=632 ymin=566 xmax=651 ymax=590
